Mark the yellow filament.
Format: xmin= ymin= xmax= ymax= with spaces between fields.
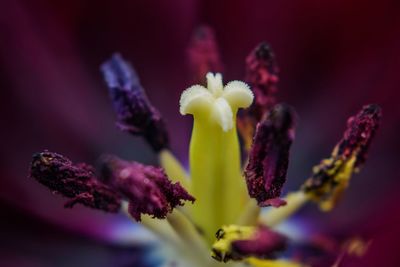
xmin=158 ymin=149 xmax=191 ymax=190
xmin=246 ymin=258 xmax=307 ymax=267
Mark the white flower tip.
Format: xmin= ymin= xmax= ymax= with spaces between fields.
xmin=223 ymin=81 xmax=254 ymax=109
xmin=212 ymin=98 xmax=233 ymax=132
xmin=179 ymin=85 xmax=213 ymax=115
xmin=206 ymin=72 xmax=224 ymax=95
xmin=179 ymin=73 xmax=253 ymax=132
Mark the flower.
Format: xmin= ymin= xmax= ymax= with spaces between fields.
xmin=27 ymin=28 xmax=382 ymax=267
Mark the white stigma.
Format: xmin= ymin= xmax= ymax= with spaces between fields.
xmin=180 ymin=72 xmax=254 ymax=131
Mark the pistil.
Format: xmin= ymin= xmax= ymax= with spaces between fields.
xmin=180 ymin=73 xmax=253 ymax=243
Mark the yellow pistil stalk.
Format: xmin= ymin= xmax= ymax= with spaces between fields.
xmin=180 ymin=73 xmax=254 ymax=244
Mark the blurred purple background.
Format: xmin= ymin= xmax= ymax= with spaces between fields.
xmin=0 ymin=0 xmax=399 ymax=266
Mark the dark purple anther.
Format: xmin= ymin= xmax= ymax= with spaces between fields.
xmin=244 ymin=104 xmax=296 ymax=207
xmin=232 ymin=226 xmax=287 ymax=260
xmin=302 ymin=104 xmax=382 ymax=204
xmin=99 ymin=155 xmax=195 ymax=221
xmin=337 ymin=104 xmax=381 ymax=169
xmin=30 ymin=151 xmax=121 ymax=212
xmin=238 ymin=43 xmax=280 ymax=150
xmin=245 ymin=42 xmax=279 ymax=122
xmin=187 ymin=25 xmax=223 ymax=84
xmin=101 ymin=53 xmax=169 ymax=152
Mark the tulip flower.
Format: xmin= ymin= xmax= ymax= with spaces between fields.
xmin=29 ymin=33 xmax=381 ymax=266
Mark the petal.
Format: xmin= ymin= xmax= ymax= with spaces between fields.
xmin=179 ymin=85 xmax=213 ymax=115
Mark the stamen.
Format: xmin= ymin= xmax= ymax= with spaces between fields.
xmin=244 ymin=104 xmax=296 ymax=207
xmin=246 ymin=257 xmax=305 ymax=267
xmin=245 ymin=42 xmax=279 ymax=120
xmin=99 ymin=155 xmax=195 ymax=221
xmin=101 ymin=53 xmax=169 ymax=152
xmin=302 ymin=104 xmax=381 ymax=211
xmin=238 ymin=42 xmax=279 ymax=150
xmin=211 ymin=225 xmax=287 ymax=262
xmin=158 ymin=150 xmax=191 ymax=190
xmin=166 ymin=210 xmax=209 ymax=257
xmin=259 ymin=191 xmax=308 ymax=227
xmin=187 ymin=25 xmax=223 ymax=84
xmin=261 ymin=105 xmax=382 ymax=225
xmin=30 ymin=151 xmax=121 ymax=212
